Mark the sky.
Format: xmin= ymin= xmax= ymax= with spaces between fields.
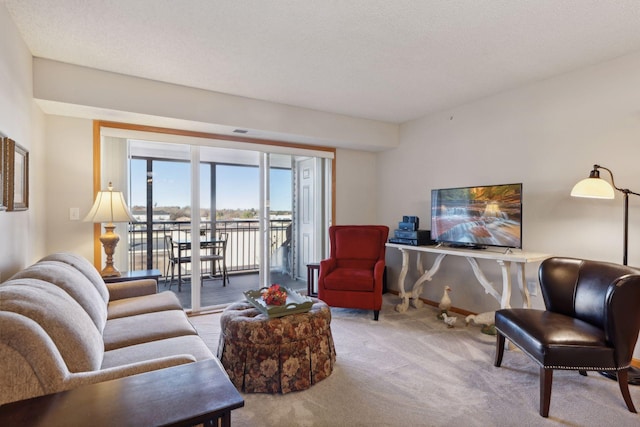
xmin=130 ymin=160 xmax=292 ymax=211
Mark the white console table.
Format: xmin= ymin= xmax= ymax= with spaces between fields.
xmin=386 ymin=243 xmax=551 ymax=313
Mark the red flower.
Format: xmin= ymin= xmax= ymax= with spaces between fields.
xmin=263 ymin=284 xmax=288 ymax=306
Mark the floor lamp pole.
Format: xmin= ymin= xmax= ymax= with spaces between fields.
xmin=600 ymin=189 xmax=640 ymax=385
xmin=623 ymin=191 xmax=629 ymax=266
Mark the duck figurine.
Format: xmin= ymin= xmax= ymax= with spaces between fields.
xmin=465 ymin=311 xmax=497 ymax=335
xmin=437 ymin=285 xmax=452 ymax=319
xmin=442 ymin=312 xmax=457 ymax=328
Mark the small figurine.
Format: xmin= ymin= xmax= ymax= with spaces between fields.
xmin=442 ymin=312 xmax=457 ymax=328
xmin=437 ymin=285 xmax=452 ymax=319
xmin=465 ymin=311 xmax=496 ymax=335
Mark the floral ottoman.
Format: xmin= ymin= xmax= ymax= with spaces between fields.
xmin=217 ymin=298 xmax=336 ymax=393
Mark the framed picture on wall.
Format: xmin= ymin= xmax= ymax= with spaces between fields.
xmin=0 ymin=137 xmax=6 ymax=211
xmin=4 ymin=138 xmax=29 ymax=211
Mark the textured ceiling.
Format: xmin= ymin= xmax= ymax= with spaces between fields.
xmin=4 ymin=0 xmax=640 ymax=123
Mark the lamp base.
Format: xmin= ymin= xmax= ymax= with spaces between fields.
xmin=599 ymin=366 xmax=640 ymax=385
xmin=100 ymin=224 xmax=122 ymax=278
xmin=100 ymin=265 xmax=121 ymax=278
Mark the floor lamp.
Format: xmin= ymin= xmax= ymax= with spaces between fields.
xmin=84 ymin=182 xmax=135 ymax=277
xmin=571 ymin=164 xmax=640 ymax=385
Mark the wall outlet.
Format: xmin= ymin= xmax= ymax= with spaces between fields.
xmin=527 ymin=281 xmax=538 ymax=296
xmin=70 ymin=207 xmax=80 ymax=221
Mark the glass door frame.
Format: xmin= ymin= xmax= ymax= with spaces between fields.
xmin=92 ymin=121 xmax=336 ymax=312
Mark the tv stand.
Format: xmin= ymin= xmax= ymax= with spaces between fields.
xmin=386 ymin=243 xmax=550 ymax=313
xmin=447 ymin=243 xmax=486 ymax=250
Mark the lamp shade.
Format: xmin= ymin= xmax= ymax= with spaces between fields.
xmin=570 ymin=177 xmax=615 ymax=199
xmin=84 ymin=184 xmax=135 ymax=224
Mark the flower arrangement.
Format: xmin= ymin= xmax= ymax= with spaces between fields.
xmin=262 ymin=284 xmax=288 ymax=306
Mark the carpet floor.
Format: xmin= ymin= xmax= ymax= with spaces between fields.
xmin=189 ymin=294 xmax=640 ymax=427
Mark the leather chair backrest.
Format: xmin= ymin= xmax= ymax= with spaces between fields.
xmin=330 ymin=225 xmax=388 ymax=270
xmin=539 ymin=257 xmax=640 ymax=365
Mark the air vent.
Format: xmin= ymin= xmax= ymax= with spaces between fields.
xmin=233 ymin=129 xmax=248 ymax=134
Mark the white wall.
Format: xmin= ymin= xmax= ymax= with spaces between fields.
xmin=0 ymin=7 xmax=45 ymax=280
xmin=43 ymin=116 xmax=96 ymax=258
xmin=378 ymin=51 xmax=640 ymax=358
xmin=335 ymin=148 xmax=378 ymax=225
xmin=33 ymin=59 xmax=398 ymax=152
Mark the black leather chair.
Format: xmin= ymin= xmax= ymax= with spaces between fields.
xmin=494 ymin=257 xmax=640 ymax=417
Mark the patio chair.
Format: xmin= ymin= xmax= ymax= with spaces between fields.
xmin=164 ymin=234 xmax=191 ymax=291
xmin=202 ymin=233 xmax=229 ymax=286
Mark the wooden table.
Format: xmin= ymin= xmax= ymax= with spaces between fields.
xmin=306 ymin=263 xmax=320 ymax=297
xmin=0 ymin=359 xmax=244 ymax=427
xmin=386 ymin=243 xmax=550 ymax=312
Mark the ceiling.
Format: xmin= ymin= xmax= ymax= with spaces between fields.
xmin=5 ymin=0 xmax=640 ymax=124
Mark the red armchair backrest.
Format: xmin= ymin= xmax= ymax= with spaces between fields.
xmin=329 ymin=225 xmax=389 ymax=270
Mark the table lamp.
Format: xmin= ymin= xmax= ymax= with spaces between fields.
xmin=84 ymin=182 xmax=135 ymax=277
xmin=571 ymin=164 xmax=640 ymax=385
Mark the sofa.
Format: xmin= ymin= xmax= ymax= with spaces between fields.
xmin=0 ymin=252 xmax=219 ymax=405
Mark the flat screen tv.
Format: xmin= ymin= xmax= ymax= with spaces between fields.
xmin=430 ymin=183 xmax=522 ymax=249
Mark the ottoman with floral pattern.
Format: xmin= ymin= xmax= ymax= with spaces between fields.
xmin=217 ymin=298 xmax=336 ymax=393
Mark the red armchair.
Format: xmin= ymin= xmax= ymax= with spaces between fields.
xmin=318 ymin=225 xmax=389 ymax=320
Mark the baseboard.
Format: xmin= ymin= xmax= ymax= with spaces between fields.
xmin=385 ymin=289 xmax=640 ymax=368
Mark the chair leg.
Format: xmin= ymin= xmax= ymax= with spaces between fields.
xmin=494 ymin=333 xmax=505 ymax=367
xmin=540 ymin=367 xmax=553 ymax=418
xmin=373 ymin=310 xmax=379 ymax=321
xmin=164 ymin=262 xmax=170 ymax=288
xmin=617 ymin=368 xmax=637 ymax=413
xmin=166 ymin=262 xmax=175 ymax=290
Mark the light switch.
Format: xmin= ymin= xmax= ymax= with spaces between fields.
xmin=70 ymin=207 xmax=80 ymax=221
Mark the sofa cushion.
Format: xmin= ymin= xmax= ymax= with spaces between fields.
xmin=103 ymin=310 xmax=198 ymax=351
xmin=107 ymin=291 xmax=183 ymax=320
xmin=39 ymin=252 xmax=109 ymax=304
xmin=102 ymin=335 xmax=215 ymax=368
xmin=0 ymin=279 xmax=104 ymax=372
xmin=10 ymin=261 xmax=108 ymax=332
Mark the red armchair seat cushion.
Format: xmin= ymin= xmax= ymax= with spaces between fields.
xmin=323 ymin=268 xmax=374 ymax=292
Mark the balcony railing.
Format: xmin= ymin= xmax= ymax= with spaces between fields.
xmin=127 ymin=219 xmax=292 ymax=277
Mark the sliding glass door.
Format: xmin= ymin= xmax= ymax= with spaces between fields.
xmin=101 ymin=129 xmax=332 ymax=312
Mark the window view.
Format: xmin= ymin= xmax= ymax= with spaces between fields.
xmin=123 ymin=141 xmax=327 ymax=311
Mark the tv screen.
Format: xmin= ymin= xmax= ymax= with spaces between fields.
xmin=430 ymin=183 xmax=522 ymax=249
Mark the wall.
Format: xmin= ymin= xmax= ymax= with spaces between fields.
xmin=335 ymin=148 xmax=378 ymax=225
xmin=33 ymin=59 xmax=398 ymax=152
xmin=378 ymin=51 xmax=640 ymax=359
xmin=0 ymin=7 xmax=45 ymax=280
xmin=43 ymin=116 xmax=95 ymax=257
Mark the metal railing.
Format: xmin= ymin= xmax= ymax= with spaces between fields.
xmin=127 ymin=219 xmax=291 ymax=277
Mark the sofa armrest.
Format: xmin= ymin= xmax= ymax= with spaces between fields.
xmin=64 ymin=355 xmax=197 ymax=390
xmin=107 ymin=279 xmax=158 ymax=301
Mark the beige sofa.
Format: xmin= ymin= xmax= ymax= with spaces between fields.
xmin=0 ymin=252 xmax=218 ymax=405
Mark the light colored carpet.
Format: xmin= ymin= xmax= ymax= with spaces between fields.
xmin=189 ymin=294 xmax=640 ymax=427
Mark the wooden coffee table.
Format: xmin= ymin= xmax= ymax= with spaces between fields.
xmin=0 ymin=359 xmax=244 ymax=427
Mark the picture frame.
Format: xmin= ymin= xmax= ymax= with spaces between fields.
xmin=3 ymin=138 xmax=29 ymax=211
xmin=0 ymin=137 xmax=5 ymax=211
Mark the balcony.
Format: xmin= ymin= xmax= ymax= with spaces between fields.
xmin=125 ymin=218 xmax=306 ymax=308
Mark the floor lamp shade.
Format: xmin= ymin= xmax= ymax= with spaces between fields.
xmin=84 ymin=183 xmax=135 ymax=277
xmin=570 ymin=176 xmax=615 ymax=199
